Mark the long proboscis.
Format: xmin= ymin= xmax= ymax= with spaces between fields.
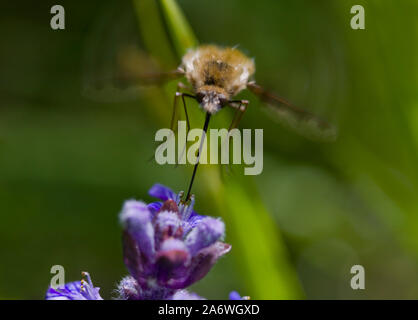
xmin=184 ymin=112 xmax=212 ymax=201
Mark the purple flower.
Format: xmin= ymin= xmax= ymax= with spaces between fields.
xmin=45 ymin=272 xmax=103 ymax=300
xmin=117 ymin=184 xmax=231 ymax=300
xmin=229 ymin=291 xmax=250 ymax=300
xmin=44 ymin=184 xmax=236 ymax=300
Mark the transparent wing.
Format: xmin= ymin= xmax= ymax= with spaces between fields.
xmin=247 ymin=81 xmax=337 ymax=142
xmin=81 ymin=2 xmax=183 ymax=102
xmin=115 ymin=46 xmax=184 ymax=87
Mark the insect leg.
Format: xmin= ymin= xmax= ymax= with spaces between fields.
xmin=219 ymin=100 xmax=249 ymax=177
xmin=228 ymin=99 xmax=249 ymax=130
xmin=169 ymin=85 xmax=181 ymax=132
xmin=174 ymin=82 xmax=194 ymax=131
xmin=152 ymin=82 xmax=194 ymax=163
xmin=176 ymin=85 xmax=196 ymax=167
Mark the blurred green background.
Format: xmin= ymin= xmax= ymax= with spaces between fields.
xmin=1 ymin=0 xmax=418 ymax=299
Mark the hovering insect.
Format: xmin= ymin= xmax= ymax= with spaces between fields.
xmin=92 ymin=44 xmax=337 ymax=201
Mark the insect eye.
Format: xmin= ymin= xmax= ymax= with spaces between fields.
xmin=218 ymin=95 xmax=228 ymax=107
xmin=196 ymin=92 xmax=205 ymax=103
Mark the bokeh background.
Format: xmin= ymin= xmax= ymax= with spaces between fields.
xmin=1 ymin=0 xmax=418 ymax=299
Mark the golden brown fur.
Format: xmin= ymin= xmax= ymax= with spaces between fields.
xmin=181 ymin=45 xmax=255 ymax=100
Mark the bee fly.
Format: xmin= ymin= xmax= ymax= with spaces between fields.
xmin=118 ymin=45 xmax=337 ymax=202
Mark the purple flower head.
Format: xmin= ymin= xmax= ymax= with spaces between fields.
xmin=118 ymin=184 xmax=231 ymax=300
xmin=229 ymin=291 xmax=250 ymax=300
xmin=45 ymin=272 xmax=103 ymax=300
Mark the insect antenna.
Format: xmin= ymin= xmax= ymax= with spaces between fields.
xmin=184 ymin=112 xmax=212 ymax=202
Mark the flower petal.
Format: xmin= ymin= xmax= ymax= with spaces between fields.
xmin=119 ymin=200 xmax=155 ymax=262
xmin=147 ymin=202 xmax=162 ymax=215
xmin=46 ymin=281 xmax=85 ymax=300
xmin=166 ymin=241 xmax=231 ymax=289
xmin=156 ymin=238 xmax=190 ymax=284
xmin=185 ymin=217 xmax=225 ymax=255
xmin=122 ymin=231 xmax=146 ymax=282
xmin=229 ymin=291 xmax=242 ymax=300
xmin=149 ymin=184 xmax=177 ymax=201
xmin=182 ymin=213 xmax=204 ymax=234
xmin=45 ymin=273 xmax=103 ymax=300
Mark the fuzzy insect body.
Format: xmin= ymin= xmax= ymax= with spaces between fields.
xmin=95 ymin=44 xmax=337 ymax=200
xmin=181 ymin=45 xmax=255 ymax=114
